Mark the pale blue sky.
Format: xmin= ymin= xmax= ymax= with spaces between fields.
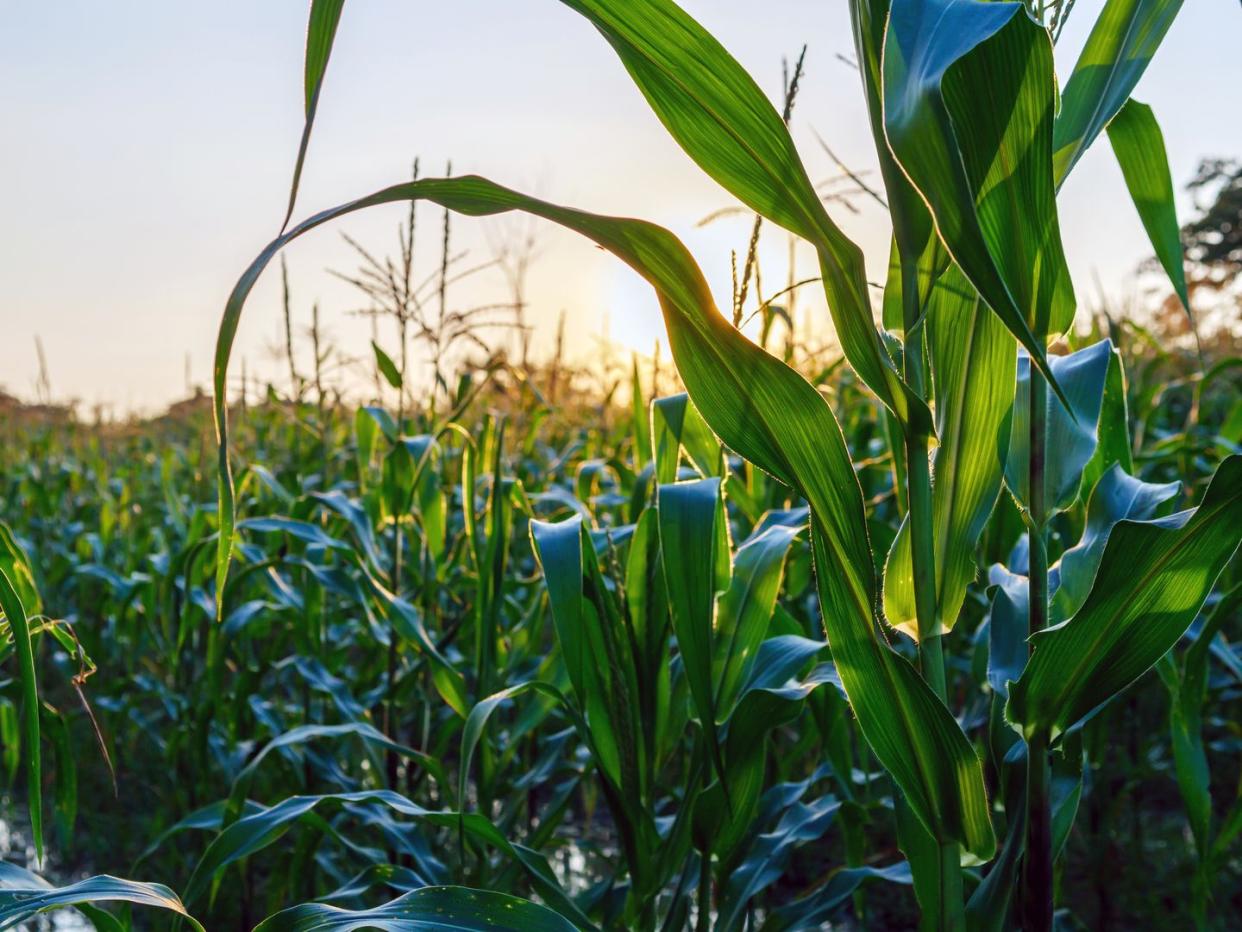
xmin=1 ymin=1 xmax=1238 ymax=412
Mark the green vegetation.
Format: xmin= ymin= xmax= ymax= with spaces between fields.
xmin=2 ymin=0 xmax=1239 ymax=929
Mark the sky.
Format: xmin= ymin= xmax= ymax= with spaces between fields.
xmin=1 ymin=1 xmax=1239 ymax=413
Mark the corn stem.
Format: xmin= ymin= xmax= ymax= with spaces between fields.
xmin=1022 ymin=366 xmax=1054 ymax=931
xmin=902 ymin=263 xmax=963 ymax=930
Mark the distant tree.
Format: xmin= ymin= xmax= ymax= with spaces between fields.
xmin=1182 ymin=158 xmax=1242 ymax=288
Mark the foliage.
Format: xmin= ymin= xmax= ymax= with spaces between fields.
xmin=1 ymin=0 xmax=1239 ymax=930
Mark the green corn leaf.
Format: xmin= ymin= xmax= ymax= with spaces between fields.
xmin=1167 ymin=585 xmax=1242 ymax=857
xmin=1160 ymin=655 xmax=1212 ymax=860
xmin=530 ymin=517 xmax=638 ymax=795
xmin=965 ymin=770 xmax=1026 ymax=932
xmin=659 ymin=479 xmax=729 ymax=787
xmin=625 ymin=507 xmax=673 ymax=766
xmin=183 ymin=790 xmax=587 ymax=924
xmin=0 ymin=568 xmax=42 ymax=865
xmin=252 ymin=885 xmax=579 ymax=932
xmin=458 ymin=682 xmax=605 ymax=860
xmin=558 ymin=0 xmax=929 ymax=434
xmin=238 ymin=516 xmax=352 ymax=552
xmin=771 ymin=862 xmax=913 ymax=928
xmin=1107 ymin=99 xmax=1195 ymax=329
xmin=368 ymin=582 xmax=469 ymax=719
xmin=1009 ymin=455 xmax=1242 ymax=741
xmin=713 ymin=524 xmax=798 ymax=718
xmin=0 ymin=862 xmax=205 ymax=932
xmin=1050 ymin=465 xmax=1180 ymax=623
xmin=884 ymin=266 xmax=1016 ymax=637
xmin=696 ymin=662 xmax=840 ymax=866
xmin=1080 ymin=345 xmax=1132 ymax=495
xmin=716 ymin=788 xmax=841 ymax=932
xmin=0 ymin=522 xmax=40 ymax=617
xmin=651 ymin=393 xmax=719 ymax=484
xmin=372 ymin=340 xmax=403 ymax=389
xmin=631 ymin=355 xmax=652 ymax=467
xmin=530 ymin=518 xmax=593 ymax=706
xmin=212 ymin=173 xmax=994 ymax=860
xmin=894 ymin=790 xmax=943 ymax=926
xmin=282 ymin=0 xmax=347 ymax=231
xmin=1052 ymin=0 xmax=1184 ymax=185
xmin=1050 ymin=734 xmax=1085 ymax=859
xmin=883 ymin=0 xmax=1076 ymax=377
xmin=0 ymin=701 xmax=18 ymax=785
xmin=1005 ymin=340 xmax=1113 ymax=516
xmin=986 ymin=564 xmax=1031 ymax=702
xmin=880 ymin=239 xmax=905 ymax=334
xmin=850 ymin=0 xmax=946 ymax=309
xmin=223 ymin=722 xmax=447 ymax=826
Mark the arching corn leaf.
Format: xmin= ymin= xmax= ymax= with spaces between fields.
xmin=716 ymin=785 xmax=842 ymax=932
xmin=1050 ymin=465 xmax=1180 ymax=623
xmin=212 ymin=173 xmax=994 ymax=860
xmin=252 ymin=885 xmax=579 ymax=932
xmin=1009 ymin=456 xmax=1242 ymax=741
xmin=182 ymin=789 xmax=588 ymax=926
xmin=884 ymin=266 xmax=1016 ymax=637
xmin=883 ymin=0 xmax=1075 ymax=370
xmin=223 ymin=721 xmax=447 ymax=826
xmin=1107 ymin=99 xmax=1195 ymax=330
xmin=0 ymin=863 xmax=204 ymax=932
xmin=771 ymin=862 xmax=914 ymax=928
xmin=1052 ymin=0 xmax=1184 ymax=184
xmin=557 ymin=0 xmax=929 ymax=434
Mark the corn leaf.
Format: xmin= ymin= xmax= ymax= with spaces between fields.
xmin=1107 ymin=99 xmax=1194 ymax=321
xmin=0 ymin=522 xmax=40 ymax=617
xmin=1050 ymin=464 xmax=1180 ymax=623
xmin=557 ymin=0 xmax=929 ymax=434
xmin=1009 ymin=455 xmax=1242 ymax=741
xmin=659 ymin=478 xmax=729 ymax=788
xmin=0 ymin=863 xmax=204 ymax=932
xmin=651 ymin=393 xmax=719 ymax=484
xmin=716 ymin=786 xmax=841 ymax=932
xmin=1052 ymin=0 xmax=1184 ymax=184
xmin=695 ymin=662 xmax=840 ymax=866
xmin=252 ymin=886 xmax=579 ymax=932
xmin=1080 ymin=345 xmax=1132 ymax=495
xmin=1005 ymin=340 xmax=1112 ymax=515
xmin=183 ymin=790 xmax=587 ymax=925
xmin=282 ymin=0 xmax=347 ymax=231
xmin=371 ymin=340 xmax=403 ymax=389
xmin=850 ymin=0 xmax=946 ymax=309
xmin=883 ymin=0 xmax=1076 ymax=372
xmin=713 ymin=524 xmax=798 ymax=717
xmin=884 ymin=266 xmax=1016 ymax=636
xmin=0 ymin=568 xmax=41 ymax=865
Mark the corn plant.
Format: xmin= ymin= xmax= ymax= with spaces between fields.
xmin=2 ymin=0 xmax=1240 ymax=929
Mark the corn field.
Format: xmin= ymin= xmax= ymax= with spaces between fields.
xmin=2 ymin=0 xmax=1240 ymax=929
